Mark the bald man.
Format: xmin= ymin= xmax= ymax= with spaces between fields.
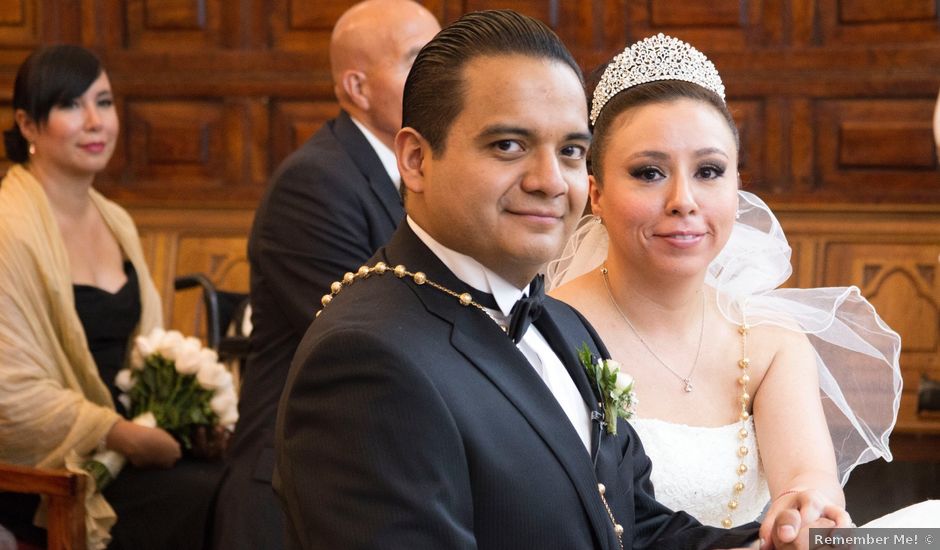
xmin=211 ymin=2 xmax=439 ymax=548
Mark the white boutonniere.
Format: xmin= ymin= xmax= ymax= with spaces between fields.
xmin=578 ymin=343 xmax=637 ymax=435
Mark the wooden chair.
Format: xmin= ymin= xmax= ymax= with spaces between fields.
xmin=0 ymin=462 xmax=86 ymax=550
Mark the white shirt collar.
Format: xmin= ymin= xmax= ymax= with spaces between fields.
xmin=351 ymin=116 xmax=401 ymax=191
xmin=406 ymin=216 xmax=526 ymax=316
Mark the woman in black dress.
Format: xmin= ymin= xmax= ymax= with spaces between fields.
xmin=0 ymin=45 xmax=224 ymax=549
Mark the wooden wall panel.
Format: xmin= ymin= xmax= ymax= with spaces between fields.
xmin=623 ymin=0 xmax=783 ymax=51
xmin=131 ymin=208 xmax=254 ymax=339
xmin=170 ymin=235 xmax=249 ymax=340
xmin=787 ymin=237 xmax=811 ymax=289
xmin=95 ymin=98 xmax=271 ymax=204
xmin=650 ymin=0 xmax=740 ymax=27
xmin=286 ymin=0 xmax=352 ymax=28
xmin=550 ymin=1 xmax=624 ymax=69
xmin=141 ymin=0 xmax=208 ymax=29
xmin=840 ymin=123 xmax=935 ymax=169
xmin=839 ymin=0 xmax=937 ymax=23
xmin=0 ymin=0 xmax=37 ymax=47
xmin=124 ymin=100 xmax=225 ymax=184
xmin=818 ymin=237 xmax=940 ymax=436
xmin=462 ymin=0 xmax=552 ymax=22
xmin=270 ymin=100 xmax=340 ymax=169
xmin=789 ymin=98 xmax=816 ymax=194
xmin=0 ymin=1 xmax=25 ymax=25
xmin=818 ymin=0 xmax=940 ymax=45
xmin=815 ymin=99 xmax=938 ymax=201
xmin=767 ymin=206 xmax=940 ymax=443
xmin=269 ymin=0 xmax=341 ymax=51
xmin=0 ymin=0 xmax=933 ymax=206
xmin=822 ymin=241 xmax=939 ymax=361
xmin=728 ymin=99 xmax=766 ymax=192
xmin=124 ymin=0 xmax=227 ymax=50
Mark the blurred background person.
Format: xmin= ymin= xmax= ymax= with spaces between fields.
xmin=211 ymin=2 xmax=440 ymax=549
xmin=0 ymin=45 xmax=224 ymax=550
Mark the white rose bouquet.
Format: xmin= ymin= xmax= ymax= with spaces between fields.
xmin=85 ymin=328 xmax=238 ymax=490
xmin=578 ymin=343 xmax=637 ymax=435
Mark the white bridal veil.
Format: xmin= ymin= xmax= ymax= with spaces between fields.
xmin=547 ymin=190 xmax=903 ymax=484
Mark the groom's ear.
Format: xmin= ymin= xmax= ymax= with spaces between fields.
xmin=589 ymin=175 xmax=603 ymax=219
xmin=396 ymin=127 xmax=429 ymax=194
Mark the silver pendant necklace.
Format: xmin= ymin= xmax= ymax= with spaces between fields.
xmin=600 ymin=265 xmax=705 ymax=393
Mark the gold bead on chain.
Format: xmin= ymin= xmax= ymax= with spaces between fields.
xmin=597 ymin=483 xmax=625 ymax=550
xmin=316 ymin=262 xmax=506 ymax=332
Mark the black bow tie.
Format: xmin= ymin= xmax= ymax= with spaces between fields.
xmin=508 ymin=275 xmax=545 ymax=343
xmin=467 ymin=275 xmax=545 ymax=343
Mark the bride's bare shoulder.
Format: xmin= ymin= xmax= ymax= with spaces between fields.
xmin=549 ymin=271 xmax=603 ymax=312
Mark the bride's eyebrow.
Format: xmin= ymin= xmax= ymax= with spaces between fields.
xmin=626 ymin=150 xmax=668 ymax=161
xmin=695 ymin=147 xmax=728 ymax=159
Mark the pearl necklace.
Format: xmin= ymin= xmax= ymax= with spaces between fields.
xmin=318 ymin=261 xmax=625 ymax=548
xmin=600 ymin=266 xmax=704 ymax=393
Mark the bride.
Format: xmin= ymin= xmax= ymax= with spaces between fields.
xmin=547 ymin=34 xmax=902 ymax=535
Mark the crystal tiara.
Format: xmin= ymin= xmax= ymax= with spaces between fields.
xmin=590 ymin=33 xmax=726 ymax=125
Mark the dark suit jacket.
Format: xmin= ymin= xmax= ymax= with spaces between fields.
xmin=275 ymin=224 xmax=758 ymax=550
xmin=213 ymin=111 xmax=404 ymax=550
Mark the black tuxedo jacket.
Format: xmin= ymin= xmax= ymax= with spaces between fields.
xmin=214 ymin=111 xmax=404 ymax=549
xmin=275 ymin=224 xmax=758 ymax=549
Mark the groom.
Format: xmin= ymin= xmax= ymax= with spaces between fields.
xmin=276 ymin=10 xmax=817 ymax=549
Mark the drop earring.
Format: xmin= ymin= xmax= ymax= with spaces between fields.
xmin=28 ymin=143 xmax=35 ymax=156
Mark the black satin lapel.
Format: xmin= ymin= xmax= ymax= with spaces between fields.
xmin=533 ymin=303 xmax=602 ymax=408
xmin=533 ymin=302 xmax=606 ymax=462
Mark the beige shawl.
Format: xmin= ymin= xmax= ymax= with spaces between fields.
xmin=0 ymin=164 xmax=162 ymax=548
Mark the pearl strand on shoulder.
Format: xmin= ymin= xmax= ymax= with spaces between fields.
xmin=722 ymin=323 xmax=752 ymax=528
xmin=316 ymin=261 xmax=505 ymax=332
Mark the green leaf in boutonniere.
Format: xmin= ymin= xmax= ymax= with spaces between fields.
xmin=578 ymin=343 xmax=637 ymax=435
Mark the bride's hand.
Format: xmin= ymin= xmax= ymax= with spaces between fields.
xmin=759 ymin=489 xmax=852 ymax=549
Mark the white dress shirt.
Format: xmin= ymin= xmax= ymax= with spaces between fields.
xmin=351 ymin=117 xmax=401 ymax=191
xmin=407 ymin=217 xmax=592 ymax=452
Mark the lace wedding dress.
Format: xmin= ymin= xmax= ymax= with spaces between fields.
xmin=631 ymin=417 xmax=769 ymax=527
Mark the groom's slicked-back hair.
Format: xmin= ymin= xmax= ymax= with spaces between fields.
xmin=402 ymin=9 xmax=583 ymax=156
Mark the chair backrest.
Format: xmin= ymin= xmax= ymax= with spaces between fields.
xmin=174 ymin=274 xmax=251 ymax=386
xmin=174 ymin=274 xmax=249 ymax=350
xmin=0 ymin=462 xmax=86 ymax=550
